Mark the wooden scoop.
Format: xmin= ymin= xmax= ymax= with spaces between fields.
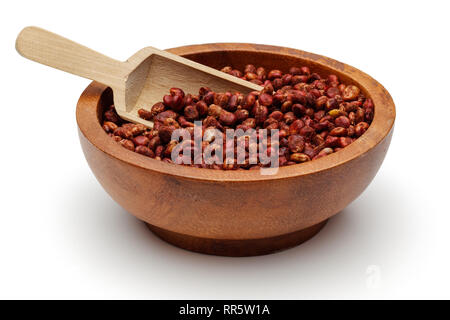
xmin=15 ymin=26 xmax=263 ymax=128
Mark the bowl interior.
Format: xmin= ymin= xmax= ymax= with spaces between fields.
xmin=183 ymin=50 xmax=369 ymax=95
xmin=79 ymin=43 xmax=395 ymax=182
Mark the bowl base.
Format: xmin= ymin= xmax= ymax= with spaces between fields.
xmin=146 ymin=219 xmax=328 ymax=257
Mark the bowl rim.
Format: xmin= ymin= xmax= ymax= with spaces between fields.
xmin=76 ymin=43 xmax=395 ymax=182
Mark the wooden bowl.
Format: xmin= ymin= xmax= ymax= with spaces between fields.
xmin=76 ymin=43 xmax=395 ymax=256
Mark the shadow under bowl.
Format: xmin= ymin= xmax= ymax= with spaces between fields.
xmin=76 ymin=43 xmax=395 ymax=256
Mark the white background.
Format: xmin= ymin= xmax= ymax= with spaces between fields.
xmin=1 ymin=0 xmax=449 ymax=299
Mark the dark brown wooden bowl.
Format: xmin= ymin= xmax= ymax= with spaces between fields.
xmin=76 ymin=43 xmax=395 ymax=256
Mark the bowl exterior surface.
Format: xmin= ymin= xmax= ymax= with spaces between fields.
xmin=76 ymin=43 xmax=395 ymax=252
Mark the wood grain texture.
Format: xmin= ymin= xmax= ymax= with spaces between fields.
xmin=76 ymin=43 xmax=395 ymax=256
xmin=16 ymin=27 xmax=262 ymax=128
xmin=147 ymin=220 xmax=328 ymax=257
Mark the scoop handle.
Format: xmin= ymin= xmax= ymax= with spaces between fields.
xmin=16 ymin=26 xmax=126 ymax=87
